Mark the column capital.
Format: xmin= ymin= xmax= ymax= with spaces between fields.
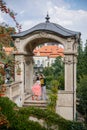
xmin=64 ymin=55 xmax=77 ymax=65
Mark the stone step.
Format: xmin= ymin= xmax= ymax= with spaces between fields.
xmin=25 ymin=94 xmax=32 ymax=100
xmin=23 ymin=103 xmax=47 ymax=108
xmin=23 ymin=100 xmax=48 ymax=108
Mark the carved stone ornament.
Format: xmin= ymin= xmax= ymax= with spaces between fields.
xmin=39 ymin=32 xmax=48 ymax=37
xmin=26 ymin=61 xmax=30 ymax=65
xmin=64 ymin=56 xmax=74 ymax=65
xmin=15 ymin=38 xmax=20 ymax=43
xmin=26 ymin=59 xmax=34 ymax=65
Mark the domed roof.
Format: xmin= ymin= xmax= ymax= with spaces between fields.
xmin=12 ymin=15 xmax=81 ymax=39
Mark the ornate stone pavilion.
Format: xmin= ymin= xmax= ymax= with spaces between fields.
xmin=11 ymin=15 xmax=81 ymax=120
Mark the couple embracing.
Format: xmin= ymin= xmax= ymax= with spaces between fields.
xmin=32 ymin=74 xmax=46 ymax=101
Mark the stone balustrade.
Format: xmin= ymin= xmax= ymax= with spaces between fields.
xmin=5 ymin=81 xmax=22 ymax=104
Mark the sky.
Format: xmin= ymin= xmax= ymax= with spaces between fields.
xmin=0 ymin=0 xmax=87 ymax=46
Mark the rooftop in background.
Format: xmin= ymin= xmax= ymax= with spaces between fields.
xmin=33 ymin=45 xmax=64 ymax=58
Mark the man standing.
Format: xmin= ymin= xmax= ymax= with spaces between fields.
xmin=40 ymin=74 xmax=46 ymax=100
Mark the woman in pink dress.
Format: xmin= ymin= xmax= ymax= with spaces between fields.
xmin=32 ymin=76 xmax=41 ymax=100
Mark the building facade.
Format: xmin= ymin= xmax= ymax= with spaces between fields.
xmin=33 ymin=44 xmax=64 ymax=68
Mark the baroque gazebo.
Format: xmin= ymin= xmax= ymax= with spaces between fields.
xmin=12 ymin=15 xmax=81 ymax=120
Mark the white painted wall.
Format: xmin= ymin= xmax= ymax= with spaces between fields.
xmin=33 ymin=56 xmax=56 ymax=67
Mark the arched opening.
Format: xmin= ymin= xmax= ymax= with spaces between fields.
xmin=33 ymin=42 xmax=64 ymax=90
xmin=24 ymin=36 xmax=64 ymax=91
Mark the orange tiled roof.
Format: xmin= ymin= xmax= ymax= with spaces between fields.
xmin=33 ymin=45 xmax=64 ymax=58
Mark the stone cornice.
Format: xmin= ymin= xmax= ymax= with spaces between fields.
xmin=64 ymin=51 xmax=77 ymax=55
xmin=12 ymin=51 xmax=34 ymax=56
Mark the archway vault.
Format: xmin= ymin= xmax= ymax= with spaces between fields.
xmin=12 ymin=16 xmax=81 ymax=120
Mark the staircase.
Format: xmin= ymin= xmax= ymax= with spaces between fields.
xmin=23 ymin=93 xmax=48 ymax=109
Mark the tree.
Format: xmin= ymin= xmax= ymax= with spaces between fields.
xmin=43 ymin=67 xmax=54 ymax=89
xmin=83 ymin=40 xmax=87 ymax=75
xmin=0 ymin=0 xmax=22 ymax=32
xmin=0 ymin=26 xmax=16 ymax=82
xmin=0 ymin=26 xmax=15 ymax=48
xmin=77 ymin=75 xmax=87 ymax=123
xmin=43 ymin=56 xmax=64 ymax=90
xmin=77 ymin=39 xmax=84 ymax=83
xmin=52 ymin=56 xmax=64 ymax=78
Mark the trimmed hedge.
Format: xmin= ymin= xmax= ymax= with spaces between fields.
xmin=0 ymin=97 xmax=87 ymax=130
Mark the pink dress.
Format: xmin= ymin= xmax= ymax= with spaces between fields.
xmin=32 ymin=80 xmax=41 ymax=96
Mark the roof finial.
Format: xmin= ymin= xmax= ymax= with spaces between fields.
xmin=45 ymin=12 xmax=50 ymax=23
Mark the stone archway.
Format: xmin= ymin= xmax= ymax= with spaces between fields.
xmin=12 ymin=16 xmax=80 ymax=120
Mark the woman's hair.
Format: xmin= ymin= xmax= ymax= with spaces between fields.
xmin=40 ymin=74 xmax=44 ymax=78
xmin=36 ymin=76 xmax=39 ymax=80
xmin=40 ymin=74 xmax=43 ymax=77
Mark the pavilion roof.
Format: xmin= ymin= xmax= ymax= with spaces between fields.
xmin=11 ymin=21 xmax=81 ymax=39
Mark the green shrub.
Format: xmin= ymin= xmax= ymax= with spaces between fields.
xmin=0 ymin=97 xmax=86 ymax=130
xmin=19 ymin=107 xmax=87 ymax=130
xmin=0 ymin=97 xmax=47 ymax=130
xmin=47 ymin=80 xmax=58 ymax=112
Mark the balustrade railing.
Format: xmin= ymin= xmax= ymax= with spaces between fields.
xmin=5 ymin=81 xmax=22 ymax=102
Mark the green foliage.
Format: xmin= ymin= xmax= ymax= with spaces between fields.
xmin=0 ymin=112 xmax=10 ymax=130
xmin=0 ymin=97 xmax=47 ymax=130
xmin=0 ymin=97 xmax=17 ymax=129
xmin=58 ymin=74 xmax=64 ymax=90
xmin=19 ymin=107 xmax=87 ymax=130
xmin=0 ymin=26 xmax=15 ymax=47
xmin=51 ymin=80 xmax=59 ymax=88
xmin=77 ymin=39 xmax=87 ymax=82
xmin=83 ymin=40 xmax=87 ymax=75
xmin=0 ymin=97 xmax=86 ymax=130
xmin=47 ymin=80 xmax=58 ymax=112
xmin=77 ymin=39 xmax=84 ymax=82
xmin=43 ymin=57 xmax=64 ymax=90
xmin=43 ymin=67 xmax=54 ymax=89
xmin=0 ymin=74 xmax=4 ymax=85
xmin=0 ymin=26 xmax=16 ymax=81
xmin=77 ymin=75 xmax=87 ymax=122
xmin=52 ymin=56 xmax=64 ymax=79
xmin=45 ymin=75 xmax=54 ymax=89
xmin=43 ymin=67 xmax=54 ymax=76
xmin=77 ymin=39 xmax=87 ymax=123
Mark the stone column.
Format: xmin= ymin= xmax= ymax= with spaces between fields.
xmin=64 ymin=54 xmax=74 ymax=91
xmin=25 ymin=56 xmax=34 ymax=93
xmin=14 ymin=54 xmax=25 ymax=105
xmin=56 ymin=38 xmax=77 ymax=120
